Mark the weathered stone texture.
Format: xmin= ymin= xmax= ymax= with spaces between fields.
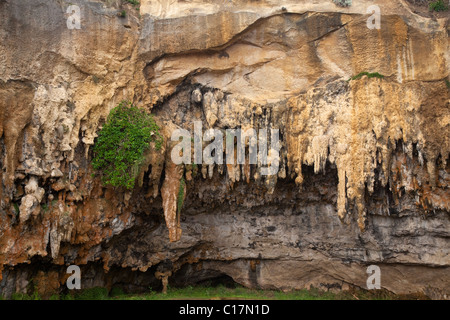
xmin=0 ymin=0 xmax=448 ymax=298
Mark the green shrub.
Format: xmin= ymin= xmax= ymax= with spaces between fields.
xmin=177 ymin=176 xmax=185 ymax=215
xmin=75 ymin=287 xmax=109 ymax=300
xmin=11 ymin=292 xmax=27 ymax=300
xmin=348 ymin=71 xmax=385 ymax=81
xmin=125 ymin=0 xmax=140 ymax=6
xmin=92 ymin=101 xmax=163 ymax=190
xmin=11 ymin=291 xmax=40 ymax=300
xmin=333 ymin=0 xmax=352 ymax=7
xmin=429 ymin=0 xmax=449 ymax=11
xmin=110 ymin=287 xmax=125 ymax=297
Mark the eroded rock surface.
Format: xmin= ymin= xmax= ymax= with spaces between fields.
xmin=0 ymin=0 xmax=449 ymax=298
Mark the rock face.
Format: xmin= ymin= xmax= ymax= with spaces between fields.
xmin=0 ymin=0 xmax=449 ymax=298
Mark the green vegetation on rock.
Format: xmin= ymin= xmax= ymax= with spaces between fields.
xmin=125 ymin=0 xmax=140 ymax=6
xmin=429 ymin=0 xmax=449 ymax=11
xmin=12 ymin=202 xmax=19 ymax=214
xmin=333 ymin=0 xmax=352 ymax=7
xmin=177 ymin=176 xmax=186 ymax=215
xmin=348 ymin=71 xmax=385 ymax=81
xmin=92 ymin=101 xmax=163 ymax=190
xmin=5 ymin=285 xmax=411 ymax=300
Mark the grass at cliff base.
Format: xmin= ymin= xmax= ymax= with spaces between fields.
xmin=17 ymin=285 xmax=424 ymax=300
xmin=115 ymin=285 xmax=394 ymax=300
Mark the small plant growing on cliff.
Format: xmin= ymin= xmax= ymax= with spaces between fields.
xmin=429 ymin=0 xmax=449 ymax=11
xmin=348 ymin=72 xmax=385 ymax=81
xmin=333 ymin=0 xmax=352 ymax=7
xmin=12 ymin=202 xmax=19 ymax=214
xmin=177 ymin=176 xmax=186 ymax=215
xmin=92 ymin=101 xmax=163 ymax=189
xmin=125 ymin=0 xmax=140 ymax=6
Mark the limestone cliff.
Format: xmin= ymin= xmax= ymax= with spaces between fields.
xmin=0 ymin=0 xmax=449 ymax=298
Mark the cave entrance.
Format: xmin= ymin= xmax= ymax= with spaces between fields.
xmin=169 ymin=264 xmax=237 ymax=289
